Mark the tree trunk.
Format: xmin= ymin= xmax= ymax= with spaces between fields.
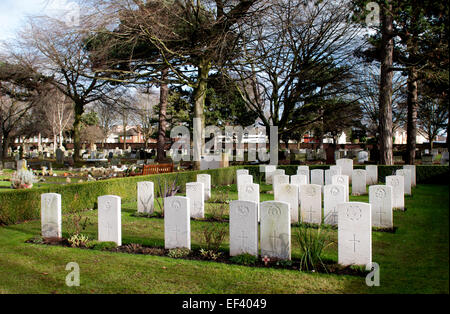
xmin=156 ymin=68 xmax=169 ymax=163
xmin=378 ymin=1 xmax=394 ymax=165
xmin=2 ymin=133 xmax=10 ymax=159
xmin=73 ymin=102 xmax=84 ymax=162
xmin=406 ymin=65 xmax=418 ymax=164
xmin=192 ymin=59 xmax=211 ymax=170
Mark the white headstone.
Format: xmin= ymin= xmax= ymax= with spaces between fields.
xmin=98 ymin=195 xmax=122 ymax=246
xmin=330 ymin=165 xmax=342 ymax=174
xmin=396 ymin=169 xmax=412 ymax=195
xmin=137 ymin=181 xmax=154 ymax=214
xmin=237 ymin=174 xmax=253 ymax=195
xmin=365 ymin=165 xmax=378 ymax=185
xmin=275 ymin=184 xmax=299 ymax=223
xmin=332 ymin=174 xmax=350 ymax=202
xmin=336 ymin=159 xmax=353 ymax=182
xmin=290 ymin=174 xmax=308 ymax=204
xmin=325 ymin=168 xmax=340 ymax=186
xmin=197 ymin=174 xmax=211 ymax=201
xmin=264 ymin=165 xmax=277 ymax=184
xmin=260 ymin=201 xmax=291 ymax=260
xmin=311 ymin=169 xmax=324 ymax=186
xmin=229 ymin=200 xmax=258 ymax=256
xmin=369 ymin=185 xmax=393 ymax=229
xmin=186 ymin=182 xmax=205 ymax=218
xmin=324 ymin=185 xmax=345 ymax=226
xmin=273 ymin=174 xmax=289 ymax=195
xmin=297 ymin=166 xmax=310 ymax=183
xmin=338 ymin=202 xmax=372 ymax=266
xmin=386 ymin=175 xmax=405 ymax=210
xmin=352 ymin=169 xmax=367 ymax=195
xmin=41 ymin=193 xmax=62 ymax=238
xmin=299 ymin=184 xmax=322 ymax=224
xmin=164 ymin=196 xmax=190 ymax=249
xmin=403 ymin=165 xmax=416 ymax=187
xmin=236 ymin=169 xmax=249 ymax=187
xmin=238 ymin=183 xmax=260 ymax=221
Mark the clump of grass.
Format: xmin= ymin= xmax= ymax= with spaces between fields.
xmin=295 ymin=223 xmax=333 ymax=272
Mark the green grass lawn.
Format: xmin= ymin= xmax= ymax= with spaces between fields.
xmin=0 ymin=182 xmax=448 ymax=294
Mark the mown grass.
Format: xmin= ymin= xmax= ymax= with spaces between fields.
xmin=0 ymin=183 xmax=448 ymax=294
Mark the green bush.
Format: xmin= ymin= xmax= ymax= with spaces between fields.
xmin=87 ymin=241 xmax=118 ymax=251
xmin=230 ymin=253 xmax=258 ymax=266
xmin=0 ymin=167 xmax=239 ymax=225
xmin=167 ymin=248 xmax=191 ymax=258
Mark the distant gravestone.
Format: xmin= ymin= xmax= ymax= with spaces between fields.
xmin=310 ymin=169 xmax=324 ymax=186
xmin=369 ymin=185 xmax=393 ymax=229
xmin=238 ymin=183 xmax=260 ymax=221
xmin=260 ymin=201 xmax=291 ymax=260
xmin=229 ymin=200 xmax=258 ymax=257
xmin=275 ymin=184 xmax=299 ymax=223
xmin=186 ymin=182 xmax=204 ymax=218
xmin=297 ymin=166 xmax=310 ymax=183
xmin=137 ymin=181 xmax=154 ymax=214
xmin=352 ymin=169 xmax=367 ymax=195
xmin=366 ymin=165 xmax=378 ymax=185
xmin=332 ymin=174 xmax=349 ymax=202
xmin=325 ymin=168 xmax=340 ymax=186
xmin=336 ymin=159 xmax=353 ymax=182
xmin=164 ymin=196 xmax=190 ymax=249
xmin=56 ymin=148 xmax=64 ymax=164
xmin=357 ymin=151 xmax=369 ymax=163
xmin=263 ymin=165 xmax=277 ymax=184
xmin=236 ymin=169 xmax=249 ymax=186
xmin=41 ymin=193 xmax=62 ymax=238
xmin=290 ymin=174 xmax=307 ymax=204
xmin=396 ymin=169 xmax=411 ymax=195
xmin=338 ymin=202 xmax=372 ymax=266
xmin=273 ymin=174 xmax=289 ymax=196
xmin=386 ymin=175 xmax=405 ymax=210
xmin=299 ymin=184 xmax=322 ymax=224
xmin=403 ymin=165 xmax=416 ymax=187
xmin=197 ymin=174 xmax=211 ymax=201
xmin=98 ymin=195 xmax=122 ymax=246
xmin=324 ymin=184 xmax=345 ymax=226
xmin=237 ymin=174 xmax=253 ymax=196
xmin=16 ymin=159 xmax=27 ymax=170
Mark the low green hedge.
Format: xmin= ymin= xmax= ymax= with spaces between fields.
xmin=0 ymin=166 xmax=241 ymax=226
xmin=1 ymin=164 xmax=447 ymax=226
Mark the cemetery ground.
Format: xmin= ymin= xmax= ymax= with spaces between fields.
xmin=0 ymin=182 xmax=448 ymax=294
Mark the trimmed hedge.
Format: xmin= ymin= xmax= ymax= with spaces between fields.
xmin=0 ymin=164 xmax=447 ymax=226
xmin=0 ymin=166 xmax=241 ymax=226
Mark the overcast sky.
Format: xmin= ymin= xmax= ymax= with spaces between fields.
xmin=0 ymin=0 xmax=74 ymax=42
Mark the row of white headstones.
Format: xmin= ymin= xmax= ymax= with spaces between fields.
xmin=39 ymin=161 xmax=415 ymax=267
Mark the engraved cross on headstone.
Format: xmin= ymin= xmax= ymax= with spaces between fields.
xmin=330 ymin=207 xmax=338 ymax=224
xmin=306 ymin=206 xmax=314 ymax=222
xmin=349 ymin=233 xmax=360 ymax=252
xmin=269 ymin=230 xmax=279 ymax=253
xmin=376 ymin=206 xmax=385 ymax=225
xmin=238 ymin=230 xmax=248 ymax=251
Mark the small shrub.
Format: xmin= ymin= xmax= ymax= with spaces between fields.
xmin=167 ymin=248 xmax=191 ymax=258
xmin=27 ymin=235 xmax=45 ymax=244
xmin=295 ymin=223 xmax=333 ymax=272
xmin=199 ymin=248 xmax=223 ymax=261
xmin=68 ymin=234 xmax=90 ymax=248
xmin=199 ymin=222 xmax=227 ymax=252
xmin=276 ymin=260 xmax=293 ymax=267
xmin=154 ymin=174 xmax=180 ymax=215
xmin=230 ymin=253 xmax=258 ymax=266
xmin=88 ymin=241 xmax=118 ymax=251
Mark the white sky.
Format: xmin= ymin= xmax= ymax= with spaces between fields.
xmin=0 ymin=0 xmax=75 ymax=42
